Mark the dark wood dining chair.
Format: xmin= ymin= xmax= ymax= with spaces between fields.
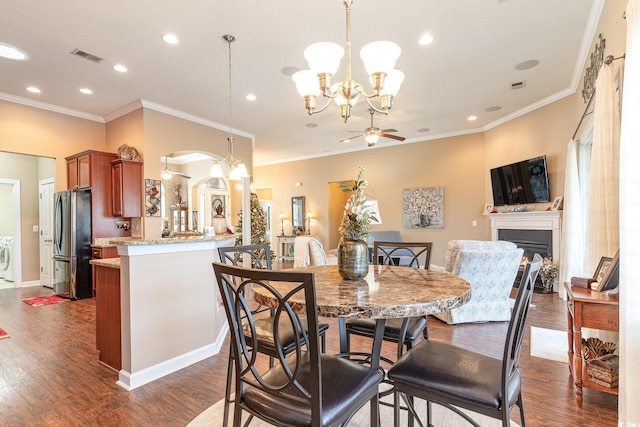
xmin=345 ymin=241 xmax=433 ymax=361
xmin=388 ymin=254 xmax=543 ymax=427
xmin=217 ymin=244 xmax=328 ymax=426
xmin=212 ymin=262 xmax=383 ymax=427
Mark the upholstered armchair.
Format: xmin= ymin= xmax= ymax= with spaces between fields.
xmin=432 ymin=240 xmax=524 ymax=324
xmin=294 ymin=236 xmax=338 ymax=267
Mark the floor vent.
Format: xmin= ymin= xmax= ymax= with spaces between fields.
xmin=70 ymin=49 xmax=104 ymax=63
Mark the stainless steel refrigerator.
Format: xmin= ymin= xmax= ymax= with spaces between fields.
xmin=53 ymin=189 xmax=92 ymax=299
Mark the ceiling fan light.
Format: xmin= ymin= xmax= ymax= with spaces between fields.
xmin=364 ymin=133 xmax=380 ymax=145
xmin=380 ymin=69 xmax=405 ymax=96
xmin=360 ymin=41 xmax=401 ymax=76
xmin=292 ymin=70 xmax=321 ymax=97
xmin=160 ymin=169 xmax=173 ymax=180
xmin=304 ymin=42 xmax=344 ymax=76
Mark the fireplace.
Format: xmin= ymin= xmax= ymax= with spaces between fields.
xmin=488 ymin=210 xmax=562 ymax=292
xmin=499 ymin=229 xmax=552 ymax=291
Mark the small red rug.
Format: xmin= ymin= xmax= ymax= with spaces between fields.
xmin=0 ymin=327 xmax=9 ymax=340
xmin=22 ymin=294 xmax=68 ymax=307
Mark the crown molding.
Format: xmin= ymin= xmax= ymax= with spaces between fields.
xmin=0 ymin=91 xmax=104 ymax=122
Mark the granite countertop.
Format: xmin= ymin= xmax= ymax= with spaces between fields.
xmin=110 ymin=234 xmax=237 ymax=246
xmin=89 ymin=258 xmax=121 ymax=269
xmin=93 ymin=237 xmax=142 ymax=248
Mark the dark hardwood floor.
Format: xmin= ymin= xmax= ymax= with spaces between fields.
xmin=0 ymin=273 xmax=617 ymax=427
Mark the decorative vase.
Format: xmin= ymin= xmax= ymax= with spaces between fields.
xmin=338 ymin=239 xmax=369 ymax=280
xmin=212 ymin=215 xmax=228 ymax=235
xmin=541 ymin=276 xmax=555 ymax=293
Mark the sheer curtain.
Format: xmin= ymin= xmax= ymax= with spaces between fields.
xmin=619 ymin=0 xmax=640 ymax=423
xmin=586 ymin=61 xmax=621 ymax=269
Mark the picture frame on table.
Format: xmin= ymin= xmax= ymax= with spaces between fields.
xmin=483 ymin=204 xmax=494 ymax=215
xmin=551 ymin=196 xmax=563 ymax=210
xmin=595 ymin=250 xmax=620 ymax=292
xmin=593 ymin=256 xmax=613 ymax=283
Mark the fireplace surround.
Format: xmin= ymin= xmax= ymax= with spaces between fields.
xmin=488 ymin=210 xmax=562 ymax=291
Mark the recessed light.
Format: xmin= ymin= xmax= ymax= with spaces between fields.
xmin=79 ymin=88 xmax=93 ymax=95
xmin=245 ymin=94 xmax=256 ymax=101
xmin=281 ymin=66 xmax=300 ymax=77
xmin=162 ymin=34 xmax=179 ymax=45
xmin=418 ymin=34 xmax=434 ymax=45
xmin=485 ymin=106 xmax=501 ymax=112
xmin=26 ymin=86 xmax=41 ymax=94
xmin=113 ymin=64 xmax=128 ymax=73
xmin=0 ymin=43 xmax=27 ymax=60
xmin=467 ymin=115 xmax=478 ymax=121
xmin=514 ymin=59 xmax=539 ymax=70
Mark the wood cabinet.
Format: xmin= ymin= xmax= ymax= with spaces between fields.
xmin=565 ymin=283 xmax=619 ymax=407
xmin=91 ymin=246 xmax=119 ymax=296
xmin=65 ymin=150 xmax=129 ymax=239
xmin=93 ymin=262 xmax=121 ymax=371
xmin=67 ymin=153 xmax=92 ymax=189
xmin=170 ymin=205 xmax=188 ymax=232
xmin=111 ymin=159 xmax=142 ymax=217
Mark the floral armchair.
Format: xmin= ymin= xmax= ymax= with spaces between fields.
xmin=432 ymin=240 xmax=524 ymax=324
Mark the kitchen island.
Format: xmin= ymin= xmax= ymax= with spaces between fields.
xmin=112 ymin=234 xmax=235 ymax=390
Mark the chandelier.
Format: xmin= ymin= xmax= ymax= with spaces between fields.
xmin=210 ymin=34 xmax=249 ymax=181
xmin=292 ymin=0 xmax=404 ymax=123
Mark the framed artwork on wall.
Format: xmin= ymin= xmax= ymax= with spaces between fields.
xmin=144 ymin=179 xmax=161 ymax=217
xmin=595 ymin=250 xmax=620 ymax=292
xmin=402 ymin=187 xmax=444 ymax=229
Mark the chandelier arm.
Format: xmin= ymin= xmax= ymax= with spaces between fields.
xmin=307 ymin=97 xmax=334 ymax=115
xmin=363 ymin=97 xmax=390 ymax=115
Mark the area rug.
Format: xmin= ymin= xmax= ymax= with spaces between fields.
xmin=530 ymin=326 xmax=568 ymax=363
xmin=0 ymin=327 xmax=9 ymax=340
xmin=188 ymin=393 xmax=520 ymax=427
xmin=22 ymin=294 xmax=68 ymax=307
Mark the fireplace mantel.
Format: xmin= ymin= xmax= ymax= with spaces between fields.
xmin=488 ymin=210 xmax=562 ymax=263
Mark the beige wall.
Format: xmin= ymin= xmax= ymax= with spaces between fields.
xmin=254 ymin=133 xmax=488 ymax=266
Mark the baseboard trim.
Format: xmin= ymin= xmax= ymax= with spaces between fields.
xmin=117 ymin=322 xmax=229 ymax=391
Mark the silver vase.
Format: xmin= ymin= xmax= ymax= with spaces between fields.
xmin=338 ymin=239 xmax=369 ymax=280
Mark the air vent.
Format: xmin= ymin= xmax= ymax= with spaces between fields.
xmin=70 ymin=49 xmax=104 ymax=63
xmin=511 ymin=81 xmax=526 ymax=90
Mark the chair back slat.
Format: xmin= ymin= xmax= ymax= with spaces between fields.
xmin=218 ymin=243 xmax=273 ymax=270
xmin=213 ymin=262 xmax=322 ymax=419
xmin=372 ymin=241 xmax=433 ymax=269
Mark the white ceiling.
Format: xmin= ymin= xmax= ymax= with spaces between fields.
xmin=0 ymin=0 xmax=599 ymax=166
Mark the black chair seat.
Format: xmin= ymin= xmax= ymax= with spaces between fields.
xmin=243 ymin=318 xmax=330 ymax=355
xmin=346 ymin=316 xmax=427 ymax=342
xmin=244 ymin=353 xmax=383 ymax=426
xmin=389 ymin=340 xmax=521 ymax=413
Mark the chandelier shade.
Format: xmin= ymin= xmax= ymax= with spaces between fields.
xmin=292 ymin=0 xmax=403 ymax=122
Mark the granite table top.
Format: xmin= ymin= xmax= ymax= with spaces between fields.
xmin=253 ymin=264 xmax=471 ymax=320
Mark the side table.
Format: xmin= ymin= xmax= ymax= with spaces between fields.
xmin=276 ymin=235 xmax=296 ymax=262
xmin=564 ymin=282 xmax=619 ymax=407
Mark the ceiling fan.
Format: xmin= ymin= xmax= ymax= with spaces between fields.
xmin=161 ymin=156 xmax=191 ymax=180
xmin=340 ymin=109 xmax=406 ymax=147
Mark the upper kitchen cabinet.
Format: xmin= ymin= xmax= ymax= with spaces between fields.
xmin=111 ymin=159 xmax=142 ymax=217
xmin=65 ymin=150 xmax=127 ymax=239
xmin=66 ymin=150 xmax=118 ymax=190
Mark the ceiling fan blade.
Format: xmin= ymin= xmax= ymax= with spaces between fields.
xmin=172 ymin=171 xmax=192 ymax=179
xmin=381 ymin=133 xmax=406 ymax=141
xmin=380 ymin=129 xmax=398 ymax=133
xmin=340 ymin=135 xmax=364 ymax=143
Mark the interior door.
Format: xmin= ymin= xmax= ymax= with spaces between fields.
xmin=39 ymin=179 xmax=55 ymax=288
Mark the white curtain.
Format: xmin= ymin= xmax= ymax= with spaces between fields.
xmin=586 ymin=61 xmax=621 ymax=270
xmin=619 ymin=0 xmax=640 ymax=423
xmin=558 ymin=139 xmax=586 ymax=299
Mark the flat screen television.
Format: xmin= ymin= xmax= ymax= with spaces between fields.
xmin=490 ymin=155 xmax=550 ymax=206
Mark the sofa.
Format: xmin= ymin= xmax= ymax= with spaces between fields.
xmin=293 ymin=236 xmax=338 ymax=267
xmin=432 ymin=240 xmax=524 ymax=324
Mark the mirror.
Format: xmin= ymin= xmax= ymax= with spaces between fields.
xmin=292 ymin=196 xmax=305 ymax=233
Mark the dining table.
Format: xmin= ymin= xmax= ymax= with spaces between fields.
xmin=252 ymin=264 xmax=472 ymax=370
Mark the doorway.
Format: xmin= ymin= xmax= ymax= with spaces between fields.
xmin=39 ymin=179 xmax=55 ymax=288
xmin=0 ymin=179 xmax=22 ymax=288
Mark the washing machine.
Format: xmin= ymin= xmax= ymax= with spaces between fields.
xmin=0 ymin=237 xmax=7 ymax=280
xmin=1 ymin=237 xmax=13 ymax=282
